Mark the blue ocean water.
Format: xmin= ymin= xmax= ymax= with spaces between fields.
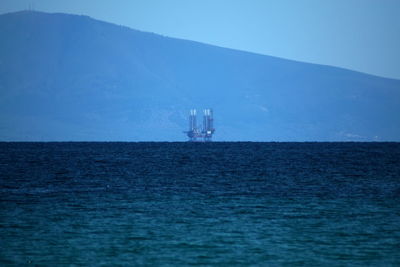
xmin=0 ymin=142 xmax=399 ymax=265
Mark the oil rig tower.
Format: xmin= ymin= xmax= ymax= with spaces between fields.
xmin=184 ymin=109 xmax=215 ymax=142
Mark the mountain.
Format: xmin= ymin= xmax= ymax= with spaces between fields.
xmin=1 ymin=11 xmax=399 ymax=141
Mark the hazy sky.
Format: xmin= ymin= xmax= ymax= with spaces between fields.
xmin=1 ymin=0 xmax=400 ymax=79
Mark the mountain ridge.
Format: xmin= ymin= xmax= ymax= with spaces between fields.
xmin=1 ymin=11 xmax=399 ymax=141
xmin=3 ymin=10 xmax=395 ymax=81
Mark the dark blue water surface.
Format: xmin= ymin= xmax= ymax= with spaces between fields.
xmin=1 ymin=142 xmax=400 ymax=265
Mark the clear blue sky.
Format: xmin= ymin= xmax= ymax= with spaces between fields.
xmin=1 ymin=0 xmax=400 ymax=79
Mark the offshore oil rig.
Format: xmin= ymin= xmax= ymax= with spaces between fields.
xmin=184 ymin=109 xmax=215 ymax=142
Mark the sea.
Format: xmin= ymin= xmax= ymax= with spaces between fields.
xmin=1 ymin=142 xmax=399 ymax=266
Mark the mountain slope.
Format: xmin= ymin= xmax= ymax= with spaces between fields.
xmin=1 ymin=11 xmax=399 ymax=141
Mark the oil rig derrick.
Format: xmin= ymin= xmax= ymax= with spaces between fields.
xmin=184 ymin=109 xmax=215 ymax=142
